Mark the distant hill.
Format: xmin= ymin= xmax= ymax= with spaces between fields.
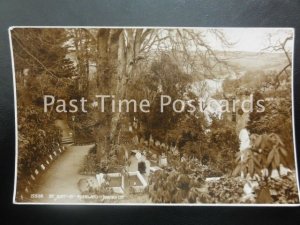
xmin=218 ymin=51 xmax=290 ymax=74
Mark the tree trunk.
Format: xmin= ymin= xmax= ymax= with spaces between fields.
xmin=96 ymin=29 xmax=122 ymax=154
xmin=96 ymin=29 xmax=154 ymax=152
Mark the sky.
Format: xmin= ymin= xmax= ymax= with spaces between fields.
xmin=206 ymin=28 xmax=294 ymax=53
xmin=64 ymin=27 xmax=293 ymax=54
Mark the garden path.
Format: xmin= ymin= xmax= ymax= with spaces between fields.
xmin=34 ymin=144 xmax=94 ymax=203
xmin=54 ymin=119 xmax=72 ymax=137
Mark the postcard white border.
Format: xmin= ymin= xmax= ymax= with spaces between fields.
xmin=8 ymin=26 xmax=300 ymax=206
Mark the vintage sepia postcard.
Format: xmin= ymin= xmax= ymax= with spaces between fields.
xmin=9 ymin=26 xmax=300 ymax=205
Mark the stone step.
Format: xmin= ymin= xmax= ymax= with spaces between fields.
xmin=61 ymin=136 xmax=74 ymax=144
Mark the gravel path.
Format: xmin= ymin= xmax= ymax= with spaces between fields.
xmin=31 ymin=119 xmax=94 ymax=203
xmin=34 ymin=144 xmax=94 ymax=203
xmin=32 ymin=119 xmax=150 ymax=203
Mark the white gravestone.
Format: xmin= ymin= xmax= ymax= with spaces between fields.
xmin=145 ymin=160 xmax=151 ymax=176
xmin=239 ymin=128 xmax=250 ymax=178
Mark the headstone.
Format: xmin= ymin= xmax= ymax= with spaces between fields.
xmin=174 ymin=149 xmax=179 ymax=156
xmin=145 ymin=160 xmax=151 ymax=176
xmin=133 ymin=120 xmax=138 ymax=129
xmin=239 ymin=128 xmax=250 ymax=178
xmin=155 ymin=140 xmax=160 ymax=147
xmin=142 ymin=150 xmax=147 ymax=156
xmin=149 ymin=135 xmax=154 ymax=145
xmin=159 ymin=154 xmax=168 ymax=167
xmin=140 ymin=155 xmax=146 ymax=162
xmin=152 ymin=154 xmax=157 ymax=160
xmin=181 ymin=156 xmax=186 ymax=162
xmin=135 ymin=152 xmax=142 ymax=161
xmin=132 ymin=135 xmax=139 ymax=145
xmin=239 ymin=128 xmax=250 ymax=161
xmin=96 ymin=173 xmax=105 ymax=186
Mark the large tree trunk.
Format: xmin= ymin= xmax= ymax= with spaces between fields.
xmin=96 ymin=29 xmax=156 ymax=154
xmin=96 ymin=29 xmax=122 ymax=155
xmin=110 ymin=29 xmax=141 ymax=142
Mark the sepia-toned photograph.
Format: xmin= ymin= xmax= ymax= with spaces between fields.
xmin=10 ymin=27 xmax=299 ymax=205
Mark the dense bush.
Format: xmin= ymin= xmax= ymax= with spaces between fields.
xmin=17 ymin=105 xmax=60 ymax=190
xmin=148 ymin=165 xmax=204 ymax=203
xmin=79 ymin=145 xmax=126 ymax=175
xmin=247 ymin=91 xmax=294 ymax=167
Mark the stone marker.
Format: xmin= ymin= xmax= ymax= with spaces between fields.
xmin=145 ymin=160 xmax=151 ymax=176
xmin=41 ymin=164 xmax=45 ymax=170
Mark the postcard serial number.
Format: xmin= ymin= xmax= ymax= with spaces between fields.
xmin=30 ymin=193 xmax=44 ymax=199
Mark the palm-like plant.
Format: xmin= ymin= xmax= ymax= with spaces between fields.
xmin=265 ymin=144 xmax=288 ymax=169
xmin=233 ymin=134 xmax=289 ymax=178
xmin=232 ymin=149 xmax=261 ymax=177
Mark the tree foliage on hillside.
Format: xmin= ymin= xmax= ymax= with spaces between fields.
xmin=12 ymin=28 xmax=78 ymax=193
